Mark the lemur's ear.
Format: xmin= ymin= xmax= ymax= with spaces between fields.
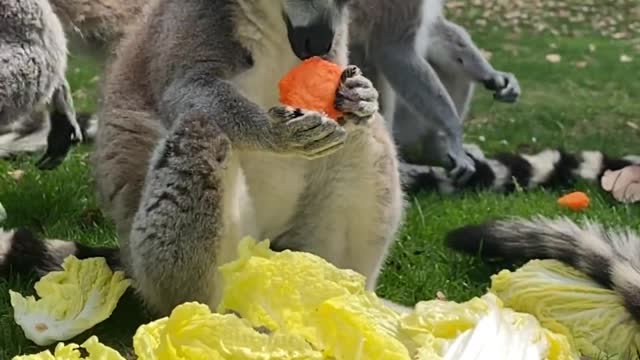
xmin=601 ymin=165 xmax=640 ymax=204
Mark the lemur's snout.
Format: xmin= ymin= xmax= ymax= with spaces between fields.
xmin=285 ymin=17 xmax=334 ymax=60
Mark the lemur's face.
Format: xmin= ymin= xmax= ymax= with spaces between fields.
xmin=282 ymin=0 xmax=350 ymax=60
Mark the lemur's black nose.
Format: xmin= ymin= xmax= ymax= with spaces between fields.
xmin=285 ymin=17 xmax=334 ymax=60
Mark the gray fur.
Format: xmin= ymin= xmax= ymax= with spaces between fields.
xmin=446 ymin=216 xmax=640 ymax=321
xmin=82 ymin=0 xmax=404 ymax=315
xmin=0 ymin=0 xmax=82 ymax=168
xmin=47 ymin=0 xmax=147 ymax=47
xmin=348 ymin=0 xmax=520 ymax=185
xmin=0 ymin=0 xmax=148 ymax=163
xmin=0 ymin=0 xmax=130 ymax=160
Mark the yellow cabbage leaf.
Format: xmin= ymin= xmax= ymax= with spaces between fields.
xmin=133 ymin=302 xmax=323 ymax=360
xmin=401 ymin=293 xmax=579 ymax=360
xmin=216 ymin=237 xmax=411 ymax=360
xmin=10 ymin=256 xmax=131 ymax=346
xmin=217 ymin=238 xmax=366 ymax=340
xmin=315 ymin=292 xmax=410 ymax=360
xmin=491 ymin=259 xmax=640 ymax=359
xmin=13 ymin=336 xmax=125 ymax=359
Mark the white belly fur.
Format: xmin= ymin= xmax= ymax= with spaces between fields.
xmin=228 ymin=17 xmax=308 ymax=241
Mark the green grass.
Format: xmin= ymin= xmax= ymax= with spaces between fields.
xmin=1 ymin=8 xmax=640 ymax=359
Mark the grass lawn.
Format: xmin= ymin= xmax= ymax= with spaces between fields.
xmin=1 ymin=2 xmax=639 ymax=358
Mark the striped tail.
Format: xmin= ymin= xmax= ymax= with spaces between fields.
xmin=445 ymin=216 xmax=640 ymax=321
xmin=401 ymin=143 xmax=640 ymax=194
xmin=0 ymin=228 xmax=120 ymax=277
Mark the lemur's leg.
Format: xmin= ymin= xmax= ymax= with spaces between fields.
xmin=373 ymin=42 xmax=475 ymax=183
xmin=390 ymin=59 xmax=476 ymax=168
xmin=92 ymin=109 xmax=167 ymax=244
xmin=0 ymin=110 xmax=50 ymax=159
xmin=392 ymin=100 xmax=449 ymax=168
xmin=271 ymin=116 xmax=404 ymax=291
xmin=123 ymin=113 xmax=244 ymax=315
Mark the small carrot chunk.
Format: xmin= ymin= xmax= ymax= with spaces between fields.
xmin=278 ymin=56 xmax=344 ymax=120
xmin=557 ymin=191 xmax=590 ymax=211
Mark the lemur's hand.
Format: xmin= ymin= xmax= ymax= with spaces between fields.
xmin=268 ymin=106 xmax=346 ymax=160
xmin=446 ymin=146 xmax=476 ymax=185
xmin=335 ymin=65 xmax=379 ymax=126
xmin=483 ymin=71 xmax=521 ymax=103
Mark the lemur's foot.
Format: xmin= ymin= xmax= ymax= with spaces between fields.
xmin=335 ymin=65 xmax=379 ymax=126
xmin=268 ymin=106 xmax=346 ymax=160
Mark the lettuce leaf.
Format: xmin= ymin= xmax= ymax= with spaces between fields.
xmin=133 ymin=302 xmax=323 ymax=360
xmin=10 ymin=256 xmax=131 ymax=346
xmin=13 ymin=336 xmax=125 ymax=359
xmin=401 ymin=293 xmax=578 ymax=360
xmin=491 ymin=259 xmax=640 ymax=359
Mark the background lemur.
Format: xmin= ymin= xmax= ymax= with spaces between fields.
xmin=446 ymin=216 xmax=640 ymax=322
xmin=390 ymin=16 xmax=520 ymax=167
xmin=347 ymin=0 xmax=520 ymax=184
xmin=0 ymin=0 xmax=83 ymax=169
xmin=0 ymin=0 xmax=144 ymax=168
xmin=0 ymin=0 xmax=406 ymax=316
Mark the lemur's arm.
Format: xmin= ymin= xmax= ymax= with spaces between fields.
xmin=429 ymin=18 xmax=521 ymax=104
xmin=160 ymin=70 xmax=347 ymax=159
xmin=428 ymin=60 xmax=476 ymax=122
xmin=374 ymin=43 xmax=475 ymax=183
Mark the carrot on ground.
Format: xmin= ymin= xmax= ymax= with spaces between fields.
xmin=278 ymin=56 xmax=344 ymax=120
xmin=557 ymin=191 xmax=590 ymax=211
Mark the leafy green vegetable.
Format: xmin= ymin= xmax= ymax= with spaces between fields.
xmin=491 ymin=259 xmax=640 ymax=359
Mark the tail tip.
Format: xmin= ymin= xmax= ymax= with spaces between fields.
xmin=445 ymin=222 xmax=501 ymax=257
xmin=0 ymin=228 xmax=50 ymax=276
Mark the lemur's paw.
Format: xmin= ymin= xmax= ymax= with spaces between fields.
xmin=36 ymin=114 xmax=82 ymax=170
xmin=484 ymin=71 xmax=521 ymax=103
xmin=446 ymin=148 xmax=477 ymax=186
xmin=70 ymin=117 xmax=84 ymax=144
xmin=269 ymin=106 xmax=346 ymax=160
xmin=335 ymin=65 xmax=379 ymax=125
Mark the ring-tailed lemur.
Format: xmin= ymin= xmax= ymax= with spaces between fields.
xmin=402 ymin=144 xmax=640 ymax=194
xmin=389 ymin=15 xmax=520 ymax=167
xmin=0 ymin=0 xmax=83 ymax=169
xmin=446 ymin=216 xmax=640 ymax=321
xmin=0 ymin=0 xmax=407 ymax=316
xmin=347 ymin=0 xmax=520 ymax=185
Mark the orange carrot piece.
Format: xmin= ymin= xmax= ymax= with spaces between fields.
xmin=557 ymin=191 xmax=590 ymax=211
xmin=278 ymin=56 xmax=344 ymax=120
